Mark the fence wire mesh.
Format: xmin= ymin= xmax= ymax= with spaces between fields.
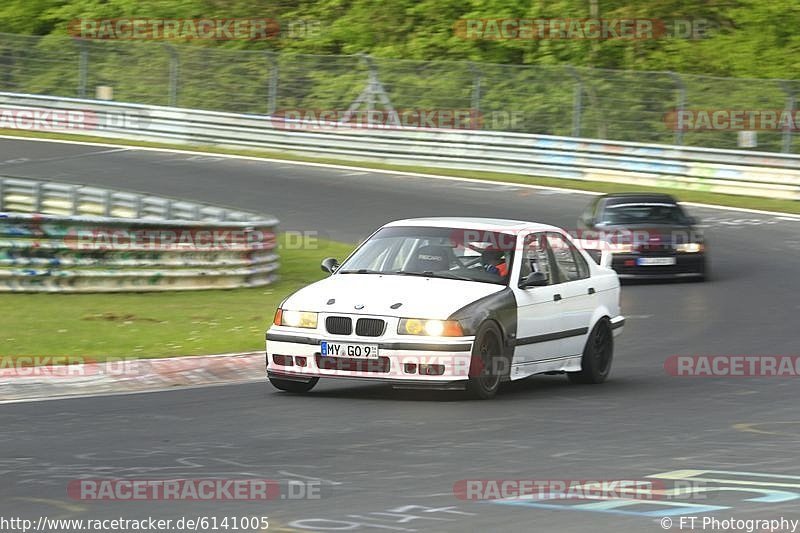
xmin=0 ymin=32 xmax=797 ymax=152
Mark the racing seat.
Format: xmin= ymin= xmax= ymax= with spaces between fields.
xmin=410 ymin=245 xmax=451 ymax=273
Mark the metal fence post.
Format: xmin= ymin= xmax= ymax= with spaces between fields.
xmin=266 ymin=50 xmax=280 ymax=115
xmin=77 ymin=39 xmax=88 ymax=99
xmin=781 ymin=82 xmax=795 ymax=153
xmin=566 ymin=66 xmax=583 ymax=137
xmin=165 ymin=44 xmax=179 ymax=106
xmin=668 ymin=71 xmax=686 ymax=146
xmin=266 ymin=51 xmax=279 ymax=115
xmin=468 ymin=62 xmax=482 ymax=117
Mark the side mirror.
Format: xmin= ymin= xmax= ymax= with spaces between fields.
xmin=321 ymin=257 xmax=339 ymax=273
xmin=581 ymin=215 xmax=596 ymax=227
xmin=686 ymin=216 xmax=698 ymax=225
xmin=519 ymin=271 xmax=549 ymax=288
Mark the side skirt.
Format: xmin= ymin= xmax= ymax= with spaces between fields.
xmin=509 ymin=355 xmax=582 ymax=380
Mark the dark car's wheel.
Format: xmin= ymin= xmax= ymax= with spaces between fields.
xmin=269 ymin=376 xmax=319 ymax=393
xmin=467 ymin=322 xmax=504 ymax=400
xmin=567 ymin=319 xmax=613 ymax=384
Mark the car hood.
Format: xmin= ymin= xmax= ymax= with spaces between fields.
xmin=283 ymin=274 xmax=505 ymax=320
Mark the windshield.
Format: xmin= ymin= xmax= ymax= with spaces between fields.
xmin=601 ymin=202 xmax=689 ymax=225
xmin=337 ymin=226 xmax=516 ymax=285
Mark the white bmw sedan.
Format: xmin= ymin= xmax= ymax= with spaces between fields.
xmin=266 ymin=217 xmax=624 ymax=399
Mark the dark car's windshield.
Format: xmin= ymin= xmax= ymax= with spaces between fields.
xmin=337 ymin=226 xmax=516 ymax=285
xmin=601 ymin=202 xmax=689 ymax=225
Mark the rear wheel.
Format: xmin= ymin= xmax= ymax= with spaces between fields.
xmin=269 ymin=376 xmax=319 ymax=393
xmin=567 ymin=319 xmax=613 ymax=384
xmin=467 ymin=322 xmax=504 ymax=400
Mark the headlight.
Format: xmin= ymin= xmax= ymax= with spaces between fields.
xmin=274 ymin=309 xmax=318 ymax=329
xmin=398 ymin=318 xmax=464 ymax=337
xmin=676 ymin=243 xmax=704 ymax=253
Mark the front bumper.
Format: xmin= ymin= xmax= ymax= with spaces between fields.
xmin=611 ymin=253 xmax=705 ymax=279
xmin=266 ymin=330 xmax=476 ymax=385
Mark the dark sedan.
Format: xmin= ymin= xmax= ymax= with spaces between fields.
xmin=577 ymin=193 xmax=707 ymax=280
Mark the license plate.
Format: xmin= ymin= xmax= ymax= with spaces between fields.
xmin=320 ymin=341 xmax=379 ymax=359
xmin=637 ymin=257 xmax=677 ymax=266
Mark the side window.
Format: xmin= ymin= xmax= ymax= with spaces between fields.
xmin=518 ymin=233 xmax=551 ymax=286
xmin=546 ymin=233 xmax=590 ymax=282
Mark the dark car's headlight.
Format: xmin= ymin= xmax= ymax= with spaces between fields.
xmin=676 ymin=243 xmax=704 ymax=253
xmin=398 ymin=318 xmax=464 ymax=337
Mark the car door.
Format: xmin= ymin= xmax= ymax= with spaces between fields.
xmin=544 ymin=231 xmax=597 ymax=357
xmin=510 ymin=232 xmax=566 ymax=375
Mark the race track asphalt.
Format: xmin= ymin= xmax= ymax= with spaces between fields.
xmin=1 ymin=138 xmax=799 ymax=533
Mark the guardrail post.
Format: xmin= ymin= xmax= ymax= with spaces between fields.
xmin=34 ymin=181 xmax=43 ymax=213
xmin=71 ymin=186 xmax=79 ymax=216
xmin=77 ymin=39 xmax=88 ymax=99
xmin=781 ymin=82 xmax=795 ymax=154
xmin=0 ymin=178 xmax=4 ymax=212
xmin=566 ymin=66 xmax=583 ymax=138
xmin=135 ymin=195 xmax=143 ymax=218
xmin=668 ymin=71 xmax=686 ymax=146
xmin=104 ymin=191 xmax=112 ymax=217
xmin=165 ymin=44 xmax=179 ymax=107
xmin=266 ymin=51 xmax=279 ymax=115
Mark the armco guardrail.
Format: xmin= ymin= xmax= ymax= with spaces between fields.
xmin=1 ymin=92 xmax=800 ymax=200
xmin=0 ymin=176 xmax=279 ymax=292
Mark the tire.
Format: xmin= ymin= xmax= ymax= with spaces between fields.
xmin=467 ymin=322 xmax=504 ymax=400
xmin=269 ymin=376 xmax=319 ymax=393
xmin=567 ymin=319 xmax=613 ymax=384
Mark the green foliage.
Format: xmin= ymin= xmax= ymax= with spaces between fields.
xmin=0 ymin=1 xmax=797 ymax=151
xmin=0 ymin=0 xmax=796 ymax=77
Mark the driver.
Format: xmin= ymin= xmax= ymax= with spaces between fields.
xmin=481 ymin=249 xmax=508 ymax=278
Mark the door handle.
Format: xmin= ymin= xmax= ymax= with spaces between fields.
xmin=588 ymin=287 xmax=596 ymax=295
xmin=554 ymin=294 xmax=562 ymax=301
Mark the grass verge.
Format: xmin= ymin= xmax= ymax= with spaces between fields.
xmin=0 ymin=235 xmax=354 ymax=361
xmin=2 ymin=129 xmax=799 ymax=215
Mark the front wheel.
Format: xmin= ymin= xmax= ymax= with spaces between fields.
xmin=567 ymin=319 xmax=613 ymax=384
xmin=467 ymin=322 xmax=504 ymax=400
xmin=269 ymin=376 xmax=319 ymax=393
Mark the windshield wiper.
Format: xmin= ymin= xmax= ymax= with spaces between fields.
xmin=338 ymin=269 xmax=383 ymax=274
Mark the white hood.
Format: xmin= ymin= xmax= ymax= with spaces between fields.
xmin=284 ymin=274 xmax=504 ymax=320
